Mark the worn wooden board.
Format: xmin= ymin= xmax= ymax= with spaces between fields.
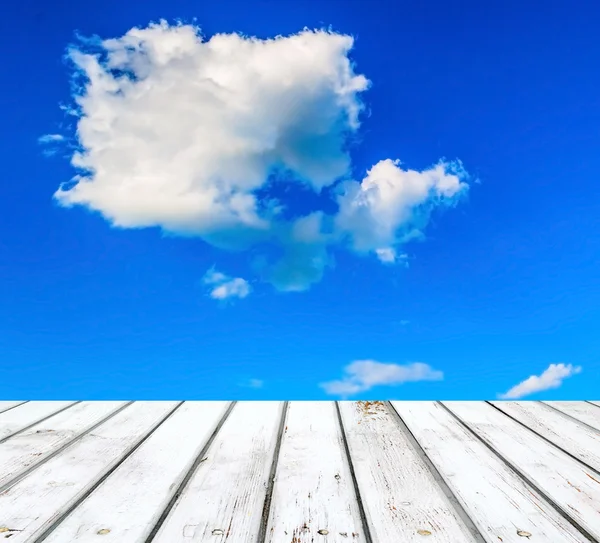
xmin=490 ymin=401 xmax=600 ymax=472
xmin=0 ymin=401 xmax=129 ymax=490
xmin=391 ymin=401 xmax=591 ymax=543
xmin=151 ymin=401 xmax=284 ymax=543
xmin=543 ymin=401 xmax=600 ymax=431
xmin=587 ymin=401 xmax=600 ymax=408
xmin=41 ymin=401 xmax=230 ymax=543
xmin=264 ymin=401 xmax=364 ymax=543
xmin=443 ymin=401 xmax=600 ymax=541
xmin=0 ymin=402 xmax=27 ymax=414
xmin=0 ymin=401 xmax=76 ymax=442
xmin=0 ymin=401 xmax=179 ymax=541
xmin=337 ymin=401 xmax=477 ymax=543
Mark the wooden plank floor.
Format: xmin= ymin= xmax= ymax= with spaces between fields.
xmin=0 ymin=401 xmax=598 ymax=542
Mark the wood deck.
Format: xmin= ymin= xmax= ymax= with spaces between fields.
xmin=0 ymin=401 xmax=599 ymax=542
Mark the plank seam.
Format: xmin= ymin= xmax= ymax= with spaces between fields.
xmin=0 ymin=401 xmax=81 ymax=445
xmin=257 ymin=401 xmax=289 ymax=543
xmin=386 ymin=402 xmax=487 ymax=543
xmin=0 ymin=401 xmax=135 ymax=494
xmin=144 ymin=401 xmax=237 ymax=543
xmin=33 ymin=401 xmax=185 ymax=543
xmin=539 ymin=401 xmax=600 ymax=435
xmin=0 ymin=401 xmax=29 ymax=415
xmin=486 ymin=401 xmax=600 ymax=477
xmin=585 ymin=401 xmax=600 ymax=409
xmin=439 ymin=402 xmax=599 ymax=543
xmin=335 ymin=402 xmax=374 ymax=543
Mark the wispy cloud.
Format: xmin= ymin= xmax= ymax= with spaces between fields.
xmin=52 ymin=22 xmax=469 ymax=292
xmin=203 ymin=268 xmax=251 ymax=300
xmin=498 ymin=363 xmax=582 ymax=399
xmin=38 ymin=134 xmax=65 ymax=144
xmin=320 ymin=360 xmax=443 ymax=397
xmin=239 ymin=378 xmax=264 ymax=389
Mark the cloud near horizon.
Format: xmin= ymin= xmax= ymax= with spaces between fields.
xmin=320 ymin=359 xmax=444 ymax=397
xmin=52 ymin=21 xmax=470 ymax=291
xmin=498 ymin=363 xmax=582 ymax=399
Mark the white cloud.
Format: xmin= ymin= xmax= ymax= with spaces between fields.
xmin=203 ymin=268 xmax=251 ymax=300
xmin=239 ymin=378 xmax=264 ymax=389
xmin=39 ymin=134 xmax=65 ymax=143
xmin=320 ymin=360 xmax=444 ymax=397
xmin=498 ymin=363 xmax=582 ymax=399
xmin=52 ymin=21 xmax=469 ymax=291
xmin=335 ymin=159 xmax=468 ymax=255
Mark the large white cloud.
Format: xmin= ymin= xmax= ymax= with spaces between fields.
xmin=53 ymin=21 xmax=469 ymax=291
xmin=498 ymin=363 xmax=582 ymax=399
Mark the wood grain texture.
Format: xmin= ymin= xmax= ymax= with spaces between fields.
xmin=443 ymin=401 xmax=600 ymax=541
xmin=0 ymin=401 xmax=179 ymax=542
xmin=264 ymin=401 xmax=364 ymax=543
xmin=0 ymin=402 xmax=27 ymax=414
xmin=337 ymin=401 xmax=477 ymax=543
xmin=0 ymin=402 xmax=76 ymax=441
xmin=490 ymin=401 xmax=600 ymax=472
xmin=0 ymin=401 xmax=128 ymax=490
xmin=543 ymin=401 xmax=600 ymax=431
xmin=41 ymin=401 xmax=230 ymax=543
xmin=392 ymin=401 xmax=591 ymax=543
xmin=151 ymin=401 xmax=284 ymax=543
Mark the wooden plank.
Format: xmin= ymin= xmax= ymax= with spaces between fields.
xmin=587 ymin=401 xmax=600 ymax=408
xmin=392 ymin=401 xmax=591 ymax=543
xmin=0 ymin=401 xmax=76 ymax=441
xmin=0 ymin=402 xmax=27 ymax=414
xmin=543 ymin=402 xmax=600 ymax=432
xmin=151 ymin=401 xmax=284 ymax=543
xmin=337 ymin=401 xmax=477 ymax=543
xmin=264 ymin=402 xmax=364 ymax=543
xmin=490 ymin=401 xmax=600 ymax=472
xmin=0 ymin=401 xmax=129 ymax=490
xmin=0 ymin=401 xmax=179 ymax=541
xmin=443 ymin=401 xmax=600 ymax=540
xmin=40 ymin=401 xmax=230 ymax=543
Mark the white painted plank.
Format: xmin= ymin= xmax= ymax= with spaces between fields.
xmin=0 ymin=401 xmax=129 ymax=490
xmin=444 ymin=401 xmax=600 ymax=540
xmin=0 ymin=401 xmax=27 ymax=414
xmin=41 ymin=401 xmax=230 ymax=543
xmin=392 ymin=401 xmax=591 ymax=543
xmin=543 ymin=401 xmax=600 ymax=431
xmin=152 ymin=401 xmax=284 ymax=543
xmin=337 ymin=401 xmax=477 ymax=543
xmin=490 ymin=401 xmax=600 ymax=472
xmin=0 ymin=401 xmax=76 ymax=441
xmin=0 ymin=401 xmax=179 ymax=541
xmin=587 ymin=401 xmax=600 ymax=408
xmin=265 ymin=402 xmax=364 ymax=543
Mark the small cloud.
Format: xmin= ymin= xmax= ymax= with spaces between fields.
xmin=498 ymin=363 xmax=582 ymax=399
xmin=320 ymin=359 xmax=443 ymax=397
xmin=38 ymin=134 xmax=65 ymax=144
xmin=398 ymin=320 xmax=410 ymax=326
xmin=375 ymin=247 xmax=396 ymax=263
xmin=203 ymin=268 xmax=251 ymax=300
xmin=239 ymin=378 xmax=264 ymax=389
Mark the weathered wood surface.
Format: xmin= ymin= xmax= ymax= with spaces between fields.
xmin=542 ymin=401 xmax=600 ymax=431
xmin=443 ymin=401 xmax=600 ymax=541
xmin=0 ymin=401 xmax=598 ymax=542
xmin=392 ymin=401 xmax=591 ymax=543
xmin=264 ymin=401 xmax=364 ymax=543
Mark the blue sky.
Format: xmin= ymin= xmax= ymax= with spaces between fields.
xmin=1 ymin=0 xmax=599 ymax=400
